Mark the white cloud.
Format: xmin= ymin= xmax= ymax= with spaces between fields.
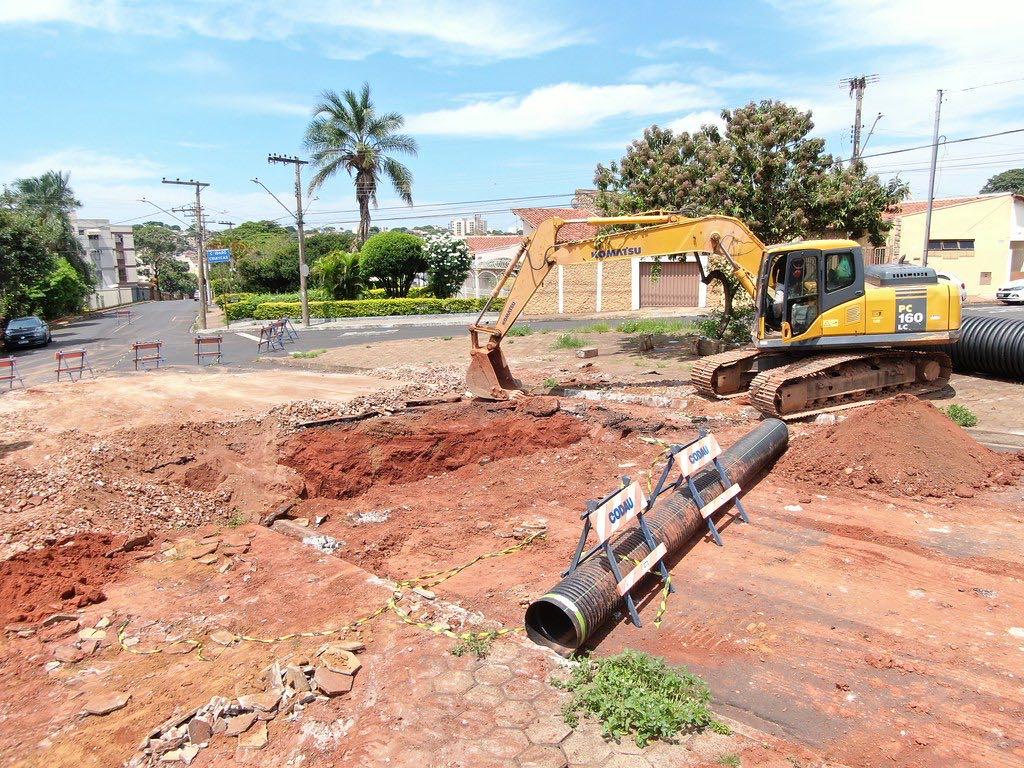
xmin=0 ymin=0 xmax=583 ymax=62
xmin=626 ymin=63 xmax=683 ymax=83
xmin=2 ymin=149 xmax=163 ymax=184
xmin=406 ymin=81 xmax=717 ymax=138
xmin=167 ymin=51 xmax=229 ymax=75
xmin=666 ymin=110 xmax=726 ymax=134
xmin=637 ymin=37 xmax=720 ymax=58
xmin=213 ymin=94 xmax=310 ymax=118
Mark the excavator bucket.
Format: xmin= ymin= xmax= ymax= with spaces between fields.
xmin=466 ymin=341 xmax=522 ymax=400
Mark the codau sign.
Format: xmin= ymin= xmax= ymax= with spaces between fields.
xmin=206 ymin=248 xmax=231 ymax=264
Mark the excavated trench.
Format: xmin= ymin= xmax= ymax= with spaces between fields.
xmin=279 ymin=401 xmax=595 ymax=500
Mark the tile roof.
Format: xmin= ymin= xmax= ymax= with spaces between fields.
xmin=512 ymin=207 xmax=597 ymax=242
xmin=464 ymin=235 xmax=523 ymax=254
xmin=887 ymin=194 xmax=999 ymax=218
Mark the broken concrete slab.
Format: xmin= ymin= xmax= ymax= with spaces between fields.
xmin=82 ymin=691 xmax=130 ymax=716
xmin=313 ymin=666 xmax=354 ymax=696
xmin=237 ymin=691 xmax=280 ymax=713
xmin=318 ymin=646 xmax=361 ymax=676
xmin=237 ymin=721 xmax=268 ymax=750
xmin=224 ymin=712 xmax=257 ymax=737
xmin=187 ymin=716 xmax=213 ymax=745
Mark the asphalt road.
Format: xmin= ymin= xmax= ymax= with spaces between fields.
xmin=963 ymin=303 xmax=1024 ymax=319
xmin=2 ymin=300 xmax=701 ymax=386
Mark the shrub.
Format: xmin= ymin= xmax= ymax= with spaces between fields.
xmin=314 ymin=250 xmax=363 ymax=300
xmin=424 ymin=232 xmax=473 ymax=299
xmin=945 ymin=404 xmax=979 ymax=428
xmin=360 ymin=231 xmax=426 ymax=297
xmin=248 ymin=296 xmax=504 ymax=320
xmin=575 ymin=322 xmax=611 ymax=333
xmin=507 ymin=325 xmax=534 ymax=337
xmin=38 ymin=257 xmax=91 ymax=318
xmin=555 ymin=650 xmax=729 ymax=747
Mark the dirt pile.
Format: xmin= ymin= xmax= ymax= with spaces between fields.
xmin=281 ymin=400 xmax=589 ymax=499
xmin=778 ymin=395 xmax=1019 ymax=498
xmin=0 ymin=533 xmax=141 ymax=624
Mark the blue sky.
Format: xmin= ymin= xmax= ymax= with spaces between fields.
xmin=1 ymin=0 xmax=1022 ymax=233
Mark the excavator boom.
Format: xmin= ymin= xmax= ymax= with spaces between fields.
xmin=466 ymin=213 xmax=765 ymax=399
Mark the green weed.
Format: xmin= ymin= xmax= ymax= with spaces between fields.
xmin=945 ymin=403 xmax=978 ymax=428
xmin=507 ymin=325 xmax=534 ymax=337
xmin=543 ymin=377 xmax=558 ymax=389
xmin=554 ymin=333 xmax=586 ymax=349
xmin=226 ymin=512 xmax=246 ymax=528
xmin=442 ymin=336 xmax=453 ymax=341
xmin=554 ymin=649 xmax=730 ymax=747
xmin=291 ymin=348 xmax=327 ymax=359
xmin=574 ymin=322 xmax=612 ymax=333
xmin=718 ymin=754 xmax=741 ymax=767
xmin=616 ymin=318 xmax=694 ymax=335
xmin=452 ymin=635 xmax=493 ymax=658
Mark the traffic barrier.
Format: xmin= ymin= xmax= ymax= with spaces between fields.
xmin=0 ymin=358 xmax=25 ymax=391
xmin=55 ymin=349 xmax=94 ymax=381
xmin=195 ymin=335 xmax=223 ymax=365
xmin=132 ymin=341 xmax=164 ymax=371
xmin=113 ymin=308 xmax=133 ymax=325
xmin=256 ymin=322 xmax=286 ymax=353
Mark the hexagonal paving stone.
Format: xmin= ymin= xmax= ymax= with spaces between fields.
xmin=477 ymin=727 xmax=531 ymax=760
xmin=602 ymin=755 xmax=652 ymax=768
xmin=561 ymin=729 xmax=613 ymax=764
xmin=457 ymin=706 xmax=497 ymax=730
xmin=494 ymin=699 xmax=537 ymax=727
xmin=464 ymin=684 xmax=504 ymax=707
xmin=610 ymin=738 xmax=644 ymax=755
xmin=485 ymin=640 xmax=526 ymax=665
xmin=517 ymin=744 xmax=568 ymax=768
xmin=525 ymin=717 xmax=573 ymax=746
xmin=473 ymin=663 xmax=514 ymax=686
xmin=641 ymin=742 xmax=697 ymax=768
xmin=432 ymin=670 xmax=475 ymax=695
xmin=501 ymin=676 xmax=547 ymax=702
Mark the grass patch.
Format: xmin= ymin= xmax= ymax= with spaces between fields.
xmin=226 ymin=512 xmax=246 ymax=528
xmin=574 ymin=321 xmax=612 ymax=334
xmin=555 ymin=649 xmax=729 ymax=747
xmin=554 ymin=333 xmax=586 ymax=349
xmin=442 ymin=336 xmax=453 ymax=341
xmin=291 ymin=349 xmax=326 ymax=359
xmin=718 ymin=754 xmax=741 ymax=767
xmin=543 ymin=377 xmax=558 ymax=389
xmin=616 ymin=318 xmax=695 ymax=335
xmin=507 ymin=325 xmax=534 ymax=337
xmin=452 ymin=635 xmax=492 ymax=658
xmin=945 ymin=403 xmax=979 ymax=428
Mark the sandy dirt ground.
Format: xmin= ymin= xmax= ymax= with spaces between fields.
xmin=1 ymin=338 xmax=1022 ymax=768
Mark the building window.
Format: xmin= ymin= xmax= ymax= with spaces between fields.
xmin=872 ymin=246 xmax=887 ymax=264
xmin=927 ymin=239 xmax=974 ymax=251
xmin=980 ymin=272 xmax=992 ymax=286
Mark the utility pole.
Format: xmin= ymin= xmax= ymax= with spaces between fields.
xmin=262 ymin=154 xmax=311 ymax=326
xmin=162 ymin=178 xmax=210 ymax=329
xmin=922 ymin=89 xmax=945 ymax=267
xmin=840 ymin=74 xmax=878 ymax=161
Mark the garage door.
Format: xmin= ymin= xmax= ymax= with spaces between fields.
xmin=639 ymin=261 xmax=700 ymax=307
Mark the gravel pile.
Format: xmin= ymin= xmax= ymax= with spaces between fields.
xmin=0 ymin=437 xmax=228 ymax=558
xmin=272 ymin=364 xmax=466 ymax=428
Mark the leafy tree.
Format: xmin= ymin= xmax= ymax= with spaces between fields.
xmin=1 ymin=170 xmax=89 ymax=276
xmin=160 ymin=257 xmax=197 ymax=296
xmin=36 ymin=257 xmax=92 ymax=318
xmin=305 ymin=230 xmax=357 ymax=261
xmin=359 ymin=231 xmax=425 ymax=297
xmin=423 ymin=232 xmax=473 ymax=298
xmin=305 ymin=83 xmax=418 ymax=244
xmin=594 ymin=100 xmax=907 ymax=246
xmin=981 ymin=168 xmax=1024 ymax=195
xmin=133 ymin=223 xmax=185 ymax=297
xmin=0 ymin=209 xmax=54 ymax=324
xmin=313 ymin=250 xmax=363 ymax=299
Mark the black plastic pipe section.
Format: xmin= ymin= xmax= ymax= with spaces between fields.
xmin=525 ymin=419 xmax=789 ymax=655
xmin=939 ymin=315 xmax=1024 ymax=380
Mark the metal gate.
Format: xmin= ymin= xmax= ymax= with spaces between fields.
xmin=639 ymin=261 xmax=700 ymax=307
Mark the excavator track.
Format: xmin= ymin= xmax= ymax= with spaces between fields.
xmin=747 ymin=350 xmax=952 ymax=419
xmin=690 ymin=347 xmax=765 ymax=399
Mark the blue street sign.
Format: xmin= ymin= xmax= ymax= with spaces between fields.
xmin=206 ymin=248 xmax=231 ymax=264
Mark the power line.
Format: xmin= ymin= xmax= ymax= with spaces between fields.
xmin=845 ymin=127 xmax=1024 ymax=163
xmin=961 ymin=77 xmax=1024 ymax=92
xmin=303 ymin=191 xmax=576 ymax=218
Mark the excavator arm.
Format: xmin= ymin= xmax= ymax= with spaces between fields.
xmin=466 ymin=213 xmax=766 ymax=399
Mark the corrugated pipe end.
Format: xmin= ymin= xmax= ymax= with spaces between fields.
xmin=524 ymin=594 xmax=585 ymax=656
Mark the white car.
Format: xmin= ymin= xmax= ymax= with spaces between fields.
xmin=935 ymin=270 xmax=967 ymax=303
xmin=996 ymin=278 xmax=1024 ymax=304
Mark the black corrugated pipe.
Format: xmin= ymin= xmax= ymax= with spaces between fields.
xmin=940 ymin=315 xmax=1024 ymax=381
xmin=525 ymin=419 xmax=789 ymax=655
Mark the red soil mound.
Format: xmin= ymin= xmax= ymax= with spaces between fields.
xmin=0 ymin=534 xmax=136 ymax=625
xmin=778 ymin=395 xmax=1018 ymax=498
xmin=281 ymin=402 xmax=589 ymax=500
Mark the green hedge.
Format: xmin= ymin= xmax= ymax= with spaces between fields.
xmin=247 ymin=296 xmax=504 ymax=321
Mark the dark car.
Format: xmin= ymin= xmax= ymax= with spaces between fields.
xmin=3 ymin=316 xmax=51 ymax=349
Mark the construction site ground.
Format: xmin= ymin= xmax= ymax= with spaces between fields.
xmin=0 ymin=329 xmax=1022 ymax=768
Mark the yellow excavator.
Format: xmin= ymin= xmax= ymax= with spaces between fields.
xmin=466 ymin=213 xmax=961 ymax=418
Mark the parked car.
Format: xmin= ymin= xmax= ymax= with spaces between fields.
xmin=935 ymin=270 xmax=968 ymax=303
xmin=996 ymin=278 xmax=1024 ymax=304
xmin=3 ymin=316 xmax=51 ymax=349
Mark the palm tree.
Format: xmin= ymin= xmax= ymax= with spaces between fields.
xmin=4 ymin=170 xmax=81 ymax=224
xmin=305 ymin=83 xmax=417 ymax=245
